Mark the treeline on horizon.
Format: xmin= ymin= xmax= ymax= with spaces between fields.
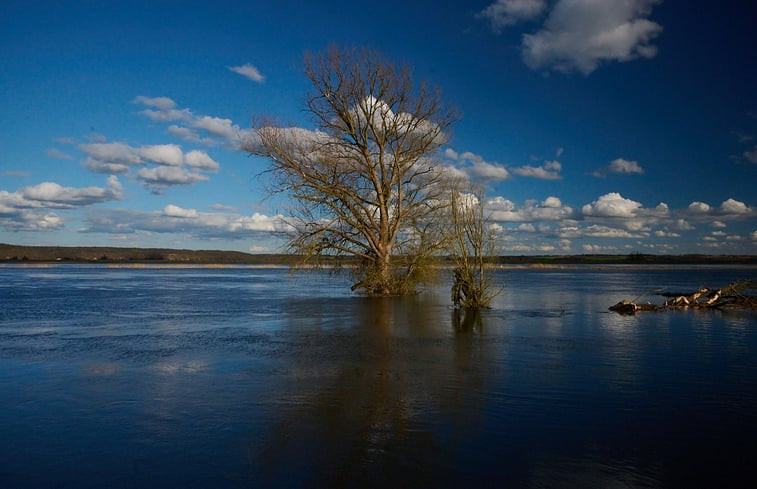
xmin=2 ymin=243 xmax=756 ymax=266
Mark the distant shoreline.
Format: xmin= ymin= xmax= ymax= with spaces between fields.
xmin=2 ymin=242 xmax=756 ymax=267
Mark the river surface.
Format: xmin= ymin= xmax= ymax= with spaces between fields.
xmin=1 ymin=264 xmax=756 ymax=488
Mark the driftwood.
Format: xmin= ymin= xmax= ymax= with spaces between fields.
xmin=609 ymin=279 xmax=756 ymax=314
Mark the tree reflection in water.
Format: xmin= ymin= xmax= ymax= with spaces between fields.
xmin=250 ymin=295 xmax=499 ymax=487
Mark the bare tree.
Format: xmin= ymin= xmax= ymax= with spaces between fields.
xmin=448 ymin=182 xmax=500 ymax=309
xmin=247 ymin=46 xmax=457 ymax=295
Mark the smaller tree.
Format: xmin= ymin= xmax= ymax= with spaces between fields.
xmin=448 ymin=182 xmax=500 ymax=308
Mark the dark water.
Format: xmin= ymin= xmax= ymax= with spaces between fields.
xmin=1 ymin=265 xmax=755 ymax=488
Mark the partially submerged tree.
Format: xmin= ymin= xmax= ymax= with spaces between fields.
xmin=248 ymin=46 xmax=456 ymax=295
xmin=448 ymin=182 xmax=500 ymax=309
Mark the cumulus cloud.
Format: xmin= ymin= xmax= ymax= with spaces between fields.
xmin=521 ymin=0 xmax=663 ymax=74
xmin=654 ymin=230 xmax=680 ymax=238
xmin=479 ymin=0 xmax=546 ymax=31
xmin=671 ymin=219 xmax=694 ymax=231
xmin=688 ymin=201 xmax=711 ymax=213
xmin=592 ymin=157 xmax=644 ymax=177
xmin=511 ymin=160 xmax=562 ymax=180
xmin=17 ymin=176 xmax=122 ymax=208
xmin=139 ymin=144 xmax=184 ymax=166
xmin=541 ymin=196 xmax=563 ymax=208
xmin=517 ymin=223 xmax=536 ymax=232
xmin=720 ymin=198 xmax=750 ymax=215
xmin=133 ymin=96 xmax=192 ymax=122
xmin=82 ymin=158 xmax=130 ymax=175
xmin=137 ymin=167 xmax=209 ymax=192
xmin=582 ymin=192 xmax=641 ymax=218
xmin=487 ymin=195 xmax=574 ymax=222
xmin=558 ymin=224 xmax=642 ymax=239
xmin=228 ymin=63 xmax=266 ymax=83
xmin=133 ymin=96 xmax=177 ymax=110
xmin=192 ymin=116 xmax=238 ymax=140
xmin=0 ymin=177 xmax=122 ymax=231
xmin=167 ymin=125 xmax=217 ymax=146
xmin=163 ymin=204 xmax=198 ymax=218
xmin=82 ymin=207 xmax=288 ymax=239
xmin=0 ymin=210 xmax=64 ymax=231
xmin=79 ymin=140 xmax=220 ymax=187
xmin=184 ymin=150 xmax=220 ymax=171
xmin=469 ymin=161 xmax=511 ymax=181
xmin=80 ymin=142 xmax=143 ymax=166
xmin=443 ymin=149 xmax=510 ymax=181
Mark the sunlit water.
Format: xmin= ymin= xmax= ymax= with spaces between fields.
xmin=1 ymin=265 xmax=755 ymax=488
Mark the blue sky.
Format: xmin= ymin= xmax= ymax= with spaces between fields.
xmin=2 ymin=0 xmax=755 ymax=254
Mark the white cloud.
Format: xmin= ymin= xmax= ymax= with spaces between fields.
xmin=133 ymin=96 xmax=177 ymax=110
xmin=137 ymin=167 xmax=209 ymax=192
xmin=185 ymin=150 xmax=220 ymax=171
xmin=511 ymin=160 xmax=562 ymax=180
xmin=140 ymin=108 xmax=193 ymax=123
xmin=582 ymin=243 xmax=619 ymax=253
xmin=518 ymin=223 xmax=536 ymax=232
xmin=444 ymin=148 xmax=459 ymax=160
xmin=228 ymin=64 xmax=266 ymax=83
xmin=487 ymin=195 xmax=574 ymax=222
xmin=720 ymin=198 xmax=750 ymax=215
xmin=249 ymin=245 xmax=274 ymax=253
xmin=133 ymin=96 xmax=192 ymax=122
xmin=654 ymin=230 xmax=680 ymax=238
xmin=751 ymin=230 xmax=757 ymax=241
xmin=443 ymin=149 xmax=509 ymax=181
xmin=88 ymin=133 xmax=107 ymax=143
xmin=79 ymin=142 xmax=143 ymax=166
xmin=671 ymin=219 xmax=694 ymax=231
xmin=744 ymin=145 xmax=757 ymax=164
xmin=688 ymin=201 xmax=711 ymax=213
xmin=192 ymin=116 xmax=240 ymax=143
xmin=211 ymin=203 xmax=238 ymax=212
xmin=19 ymin=176 xmax=122 ymax=208
xmin=582 ymin=192 xmax=642 ymax=218
xmin=47 ymin=148 xmax=73 ymax=160
xmin=521 ymin=0 xmax=663 ymax=75
xmin=82 ymin=207 xmax=289 ymax=239
xmin=82 ymin=158 xmax=130 ymax=174
xmin=711 ymin=220 xmax=727 ymax=228
xmin=0 ymin=177 xmax=122 ymax=231
xmin=168 ymin=125 xmax=217 ymax=146
xmin=592 ymin=157 xmax=644 ymax=177
xmin=0 ymin=210 xmax=64 ymax=232
xmin=468 ymin=160 xmax=511 ymax=181
xmin=479 ymin=0 xmax=547 ymax=31
xmin=541 ymin=196 xmax=562 ymax=208
xmin=139 ymin=144 xmax=184 ymax=166
xmin=163 ymin=204 xmax=198 ymax=218
xmin=559 ymin=224 xmax=641 ymax=239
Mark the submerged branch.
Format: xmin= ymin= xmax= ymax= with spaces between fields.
xmin=609 ymin=279 xmax=757 ymax=314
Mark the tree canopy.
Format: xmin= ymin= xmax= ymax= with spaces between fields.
xmin=248 ymin=46 xmax=457 ymax=295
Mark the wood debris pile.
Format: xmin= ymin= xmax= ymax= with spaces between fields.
xmin=609 ymin=279 xmax=756 ymax=315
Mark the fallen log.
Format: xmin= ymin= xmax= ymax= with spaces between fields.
xmin=609 ymin=279 xmax=756 ymax=314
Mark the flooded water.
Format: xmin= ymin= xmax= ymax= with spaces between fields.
xmin=1 ymin=265 xmax=756 ymax=488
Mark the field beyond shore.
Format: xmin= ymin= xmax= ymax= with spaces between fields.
xmin=2 ymin=243 xmax=756 ymax=267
